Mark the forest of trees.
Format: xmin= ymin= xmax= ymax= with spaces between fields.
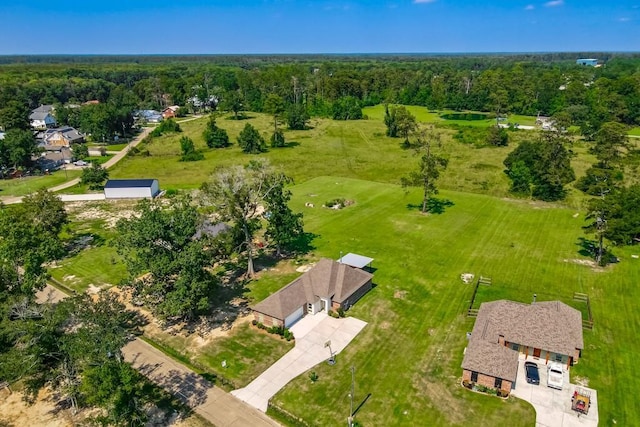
xmin=0 ymin=54 xmax=638 ymax=134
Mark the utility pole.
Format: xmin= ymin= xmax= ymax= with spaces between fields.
xmin=348 ymin=365 xmax=355 ymax=427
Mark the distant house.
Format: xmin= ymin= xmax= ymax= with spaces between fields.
xmin=252 ymin=258 xmax=374 ymax=328
xmin=42 ymin=127 xmax=85 ymax=148
xmin=576 ymin=58 xmax=599 ymax=67
xmin=36 ymin=147 xmax=72 ymax=171
xmin=29 ymin=105 xmax=57 ymax=129
xmin=162 ymin=105 xmax=180 ymax=119
xmin=135 ymin=110 xmax=163 ymax=123
xmin=104 ymin=179 xmax=160 ymax=199
xmin=461 ymin=300 xmax=584 ymax=396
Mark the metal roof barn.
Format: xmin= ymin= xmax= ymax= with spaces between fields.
xmin=104 ymin=179 xmax=160 ymax=199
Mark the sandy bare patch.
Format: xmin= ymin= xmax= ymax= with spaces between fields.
xmin=460 ymin=273 xmax=474 ymax=284
xmin=394 ymin=289 xmax=408 ymax=299
xmin=296 ymin=263 xmax=316 ymax=273
xmin=0 ymin=389 xmax=74 ymax=427
xmin=379 ymin=321 xmax=391 ymax=330
xmin=564 ymin=258 xmax=597 ymax=268
xmin=68 ymin=201 xmax=140 ymax=229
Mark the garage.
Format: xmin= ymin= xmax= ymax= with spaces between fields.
xmin=284 ymin=307 xmax=304 ymax=328
xmin=104 ymin=179 xmax=160 ymax=199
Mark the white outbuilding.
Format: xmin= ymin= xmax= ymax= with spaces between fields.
xmin=104 ymin=179 xmax=160 ymax=199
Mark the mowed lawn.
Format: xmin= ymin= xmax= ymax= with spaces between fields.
xmin=0 ymin=169 xmax=81 ymax=198
xmin=241 ymin=176 xmax=638 ymax=426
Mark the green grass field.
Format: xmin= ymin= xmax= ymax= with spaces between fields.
xmin=45 ymin=108 xmax=640 ymax=426
xmin=249 ymin=176 xmax=637 ymax=426
xmin=629 ymin=127 xmax=640 ymax=136
xmin=110 ymin=111 xmax=595 ymax=209
xmin=363 ymin=105 xmax=538 ymax=127
xmin=0 ymin=170 xmax=81 ymax=197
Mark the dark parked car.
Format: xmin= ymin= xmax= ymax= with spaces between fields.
xmin=524 ymin=362 xmax=540 ymax=385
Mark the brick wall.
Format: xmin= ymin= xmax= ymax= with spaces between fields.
xmin=463 ymin=370 xmax=512 ymax=394
xmin=252 ymin=311 xmax=283 ymax=327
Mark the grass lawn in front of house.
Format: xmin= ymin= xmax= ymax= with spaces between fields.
xmin=248 ymin=176 xmax=637 ymax=426
xmin=629 ymin=127 xmax=640 ymax=136
xmin=144 ymin=321 xmax=294 ymax=389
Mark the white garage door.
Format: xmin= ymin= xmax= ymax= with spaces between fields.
xmin=284 ymin=307 xmax=304 ymax=328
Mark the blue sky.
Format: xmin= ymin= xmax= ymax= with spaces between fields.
xmin=1 ymin=0 xmax=638 ymax=54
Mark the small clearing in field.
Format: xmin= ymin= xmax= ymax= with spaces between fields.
xmin=66 ymin=201 xmax=140 ymax=228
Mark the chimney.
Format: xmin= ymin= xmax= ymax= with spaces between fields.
xmin=498 ymin=334 xmax=505 ymax=346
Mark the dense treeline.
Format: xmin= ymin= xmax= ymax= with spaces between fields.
xmin=1 ymin=55 xmax=639 ymax=131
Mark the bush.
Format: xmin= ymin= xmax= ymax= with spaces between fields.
xmin=309 ymin=371 xmax=318 ymax=382
xmin=270 ymin=129 xmax=285 ymax=148
xmin=237 ymin=123 xmax=266 ymax=154
xmin=251 ymin=319 xmax=258 ymax=326
xmin=324 ymin=198 xmax=346 ymax=209
xmin=203 ymin=116 xmax=231 ymax=148
xmin=337 ymin=308 xmax=345 ymax=318
xmin=150 ymin=118 xmax=182 ymax=137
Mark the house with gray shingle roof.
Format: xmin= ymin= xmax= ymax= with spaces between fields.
xmin=252 ymin=258 xmax=373 ymax=328
xmin=29 ymin=105 xmax=57 ymax=129
xmin=462 ymin=300 xmax=583 ymax=396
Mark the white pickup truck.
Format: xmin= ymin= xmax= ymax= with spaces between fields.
xmin=547 ymin=362 xmax=564 ymax=390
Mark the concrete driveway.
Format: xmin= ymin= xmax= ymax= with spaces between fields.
xmin=231 ymin=312 xmax=367 ymax=412
xmin=511 ymin=355 xmax=599 ymax=427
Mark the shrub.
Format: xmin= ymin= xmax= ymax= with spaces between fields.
xmin=251 ymin=319 xmax=258 ymax=326
xmin=337 ymin=308 xmax=345 ymax=318
xmin=150 ymin=118 xmax=182 ymax=137
xmin=324 ymin=198 xmax=346 ymax=209
xmin=309 ymin=371 xmax=318 ymax=382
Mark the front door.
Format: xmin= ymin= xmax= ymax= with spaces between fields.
xmin=533 ymin=348 xmax=541 ymax=358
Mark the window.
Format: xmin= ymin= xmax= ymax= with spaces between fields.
xmin=511 ymin=343 xmax=519 ymax=351
xmin=471 ymin=371 xmax=478 ymax=382
xmin=494 ymin=378 xmax=502 ymax=389
xmin=555 ymin=354 xmax=563 ymax=362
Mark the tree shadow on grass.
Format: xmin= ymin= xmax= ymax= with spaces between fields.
xmin=223 ymin=114 xmax=255 ymax=121
xmin=282 ymin=141 xmax=300 ymax=148
xmin=406 ymin=198 xmax=454 ymax=214
xmin=576 ymin=237 xmax=597 ymax=257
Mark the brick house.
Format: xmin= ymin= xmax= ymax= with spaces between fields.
xmin=462 ymin=300 xmax=584 ymax=396
xmin=252 ymin=258 xmax=373 ymax=328
xmin=162 ymin=106 xmax=180 ymax=119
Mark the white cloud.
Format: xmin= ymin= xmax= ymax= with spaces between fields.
xmin=525 ymin=4 xmax=535 ymax=10
xmin=413 ymin=0 xmax=437 ymax=3
xmin=545 ymin=0 xmax=564 ymax=7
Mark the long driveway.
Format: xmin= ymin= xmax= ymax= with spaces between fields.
xmin=36 ymin=284 xmax=281 ymax=427
xmin=232 ymin=312 xmax=367 ymax=412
